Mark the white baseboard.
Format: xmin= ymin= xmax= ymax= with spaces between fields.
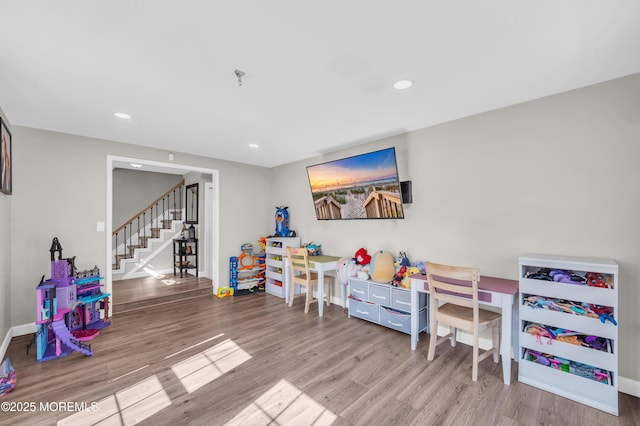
xmin=13 ymin=322 xmax=36 ymax=336
xmin=0 ymin=322 xmax=35 ymax=362
xmin=0 ymin=329 xmax=12 ymax=362
xmin=619 ymin=376 xmax=640 ymax=398
xmin=113 ymin=267 xmax=174 ymax=281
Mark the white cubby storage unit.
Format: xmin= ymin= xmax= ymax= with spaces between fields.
xmin=518 ymin=253 xmax=619 ymax=415
xmin=265 ymin=237 xmax=300 ymax=298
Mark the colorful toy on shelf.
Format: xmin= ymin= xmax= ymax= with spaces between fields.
xmin=29 ymin=237 xmax=110 ymax=362
xmin=413 ymin=261 xmax=426 ymax=275
xmin=258 ymin=236 xmax=267 ymax=252
xmin=586 ymin=272 xmax=611 ymax=288
xmin=336 ymin=257 xmax=358 ymax=285
xmin=369 ymin=250 xmax=395 ymax=284
xmin=525 ymin=349 xmax=611 ymax=384
xmin=402 ymin=266 xmax=420 ymax=288
xmin=304 ymin=242 xmax=322 ymax=256
xmin=274 ymin=206 xmax=296 ymax=237
xmin=353 ymin=248 xmax=371 ymax=265
xmin=591 ymin=304 xmax=617 ymax=325
xmin=523 ymin=294 xmax=616 ymax=325
xmin=238 ymin=243 xmax=256 ymax=270
xmin=391 ymin=252 xmax=411 ymax=287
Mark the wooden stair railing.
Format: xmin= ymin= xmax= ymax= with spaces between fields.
xmin=112 ymin=179 xmax=185 ymax=270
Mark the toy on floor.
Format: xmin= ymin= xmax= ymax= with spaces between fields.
xmin=29 ymin=237 xmax=110 ymax=362
xmin=0 ymin=357 xmax=16 ymax=397
xmin=216 ymin=287 xmax=235 ymax=298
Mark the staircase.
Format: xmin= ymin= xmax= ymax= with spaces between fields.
xmin=112 ymin=180 xmax=185 ymax=280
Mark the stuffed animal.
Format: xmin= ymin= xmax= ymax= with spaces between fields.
xmin=392 ymin=265 xmax=407 ymax=287
xmin=391 ymin=252 xmax=411 ymax=286
xmin=354 ymin=248 xmax=371 ymax=265
xmin=357 ymin=264 xmax=370 ymax=280
xmin=369 ymin=250 xmax=396 ymax=283
xmin=305 ymin=242 xmax=322 ymax=256
xmin=413 ymin=261 xmax=426 ymax=275
xmin=336 ymin=257 xmax=359 ymax=285
xmin=401 ymin=266 xmax=421 ymax=288
xmin=395 ymin=252 xmax=410 ymax=268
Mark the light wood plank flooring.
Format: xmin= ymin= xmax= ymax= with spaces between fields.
xmin=2 ymin=293 xmax=639 ymax=425
xmin=112 ymin=275 xmax=213 ymax=313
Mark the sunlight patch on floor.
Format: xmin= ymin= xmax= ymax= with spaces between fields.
xmin=225 ymin=379 xmax=337 ymax=426
xmin=58 ymin=376 xmax=171 ymax=426
xmin=140 ymin=264 xmax=167 ymax=280
xmin=171 ymin=339 xmax=251 ymax=393
xmin=58 ymin=337 xmax=248 ymax=426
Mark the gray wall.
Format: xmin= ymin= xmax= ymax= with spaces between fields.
xmin=9 ymin=127 xmax=273 ymax=327
xmin=0 ymin=108 xmax=10 ymax=349
xmin=270 ymin=73 xmax=640 ymax=382
xmin=112 ymin=169 xmax=185 ymax=272
xmin=112 ymin=168 xmax=184 ymax=230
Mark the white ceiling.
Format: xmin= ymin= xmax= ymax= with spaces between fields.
xmin=1 ymin=1 xmax=639 ymax=168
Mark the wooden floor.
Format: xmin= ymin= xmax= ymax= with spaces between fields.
xmin=2 ymin=293 xmax=639 ymax=426
xmin=112 ymin=274 xmax=213 ymax=313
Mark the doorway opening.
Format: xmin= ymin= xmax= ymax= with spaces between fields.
xmin=106 ymin=155 xmax=220 ymax=315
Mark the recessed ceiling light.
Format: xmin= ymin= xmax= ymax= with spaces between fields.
xmin=114 ymin=112 xmax=132 ymax=119
xmin=393 ymin=79 xmax=413 ymax=90
xmin=248 ymin=143 xmax=259 ymax=149
xmin=130 ymin=163 xmax=143 ymax=168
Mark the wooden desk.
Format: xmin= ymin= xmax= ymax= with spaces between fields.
xmin=284 ymin=254 xmax=340 ymax=317
xmin=410 ymin=273 xmax=519 ymax=385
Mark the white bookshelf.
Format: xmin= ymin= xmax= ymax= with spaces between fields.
xmin=518 ymin=253 xmax=619 ymax=415
xmin=265 ymin=237 xmax=300 ymax=298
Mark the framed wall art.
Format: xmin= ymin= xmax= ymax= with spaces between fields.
xmin=0 ymin=117 xmax=11 ymax=195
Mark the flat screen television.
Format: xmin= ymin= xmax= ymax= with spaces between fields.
xmin=306 ymin=147 xmax=404 ymax=220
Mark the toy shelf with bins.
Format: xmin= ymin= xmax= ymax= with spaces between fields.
xmin=518 ymin=253 xmax=618 ymax=416
xmin=348 ymin=278 xmax=428 ymax=335
xmin=265 ymin=237 xmax=300 ymax=298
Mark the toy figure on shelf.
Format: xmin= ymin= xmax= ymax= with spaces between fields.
xmin=273 ymin=206 xmax=296 ymax=237
xmin=391 ymin=252 xmax=410 ymax=287
xmin=304 ymin=242 xmax=322 ymax=256
xmin=353 ymin=248 xmax=371 ymax=265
